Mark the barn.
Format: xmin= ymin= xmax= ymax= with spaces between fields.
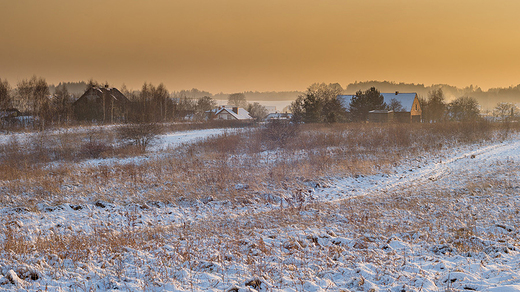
xmin=337 ymin=91 xmax=422 ymax=122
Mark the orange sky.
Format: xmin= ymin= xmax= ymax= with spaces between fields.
xmin=1 ymin=0 xmax=520 ymax=93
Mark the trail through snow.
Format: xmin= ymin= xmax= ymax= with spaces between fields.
xmin=314 ymin=137 xmax=519 ymax=203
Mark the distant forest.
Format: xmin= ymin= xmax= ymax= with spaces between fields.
xmin=47 ymin=80 xmax=520 ymax=110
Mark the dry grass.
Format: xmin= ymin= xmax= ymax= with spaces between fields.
xmin=4 ymin=172 xmax=516 ymax=289
xmin=0 ymin=121 xmax=518 ymax=290
xmin=0 ymin=121 xmax=512 ymax=207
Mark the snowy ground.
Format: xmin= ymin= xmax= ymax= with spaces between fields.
xmin=77 ymin=127 xmax=236 ymax=167
xmin=0 ymin=130 xmax=519 ymax=291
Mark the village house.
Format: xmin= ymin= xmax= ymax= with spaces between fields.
xmin=73 ymin=85 xmax=130 ymax=123
xmin=0 ymin=108 xmax=21 ymax=120
xmin=265 ymin=112 xmax=293 ymax=121
xmin=211 ymin=106 xmax=253 ymax=120
xmin=0 ymin=108 xmax=22 ymax=127
xmin=337 ymin=91 xmax=422 ymax=122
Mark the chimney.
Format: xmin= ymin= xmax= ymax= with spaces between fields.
xmin=395 ymin=91 xmax=399 ymax=95
xmin=232 ymin=107 xmax=239 ymax=114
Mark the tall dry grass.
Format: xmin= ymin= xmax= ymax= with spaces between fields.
xmin=0 ymin=121 xmax=513 ymax=208
xmin=0 ymin=120 xmax=518 ymax=290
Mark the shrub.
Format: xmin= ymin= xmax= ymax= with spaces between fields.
xmin=80 ymin=141 xmax=113 ymax=159
xmin=262 ymin=119 xmax=299 ymax=149
xmin=117 ymin=123 xmax=163 ymax=152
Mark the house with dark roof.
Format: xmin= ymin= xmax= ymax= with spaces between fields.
xmin=73 ymin=85 xmax=130 ymax=123
xmin=337 ymin=91 xmax=422 ymax=122
xmin=0 ymin=108 xmax=21 ymax=120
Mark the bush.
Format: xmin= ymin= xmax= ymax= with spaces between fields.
xmin=117 ymin=123 xmax=163 ymax=153
xmin=80 ymin=142 xmax=113 ymax=159
xmin=262 ymin=119 xmax=299 ymax=149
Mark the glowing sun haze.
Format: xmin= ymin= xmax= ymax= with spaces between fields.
xmin=1 ymin=0 xmax=520 ymax=93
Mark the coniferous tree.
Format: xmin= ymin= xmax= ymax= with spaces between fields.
xmin=424 ymin=88 xmax=446 ymax=122
xmin=349 ymin=87 xmax=386 ymax=122
xmin=447 ymin=96 xmax=480 ymax=121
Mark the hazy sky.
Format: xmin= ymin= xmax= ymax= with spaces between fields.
xmin=1 ymin=0 xmax=520 ymax=93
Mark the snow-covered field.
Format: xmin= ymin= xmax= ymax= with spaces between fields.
xmin=0 ymin=128 xmax=519 ymax=291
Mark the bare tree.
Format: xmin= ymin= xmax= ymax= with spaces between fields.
xmin=494 ymin=102 xmax=517 ymax=120
xmin=388 ymin=98 xmax=404 ymax=112
xmin=153 ymin=83 xmax=169 ymax=122
xmin=228 ymin=93 xmax=248 ymax=108
xmin=0 ymin=79 xmax=11 ymax=110
xmin=136 ymin=82 xmax=154 ymax=122
xmin=195 ymin=96 xmax=217 ymax=120
xmin=173 ymin=97 xmax=196 ymax=120
xmin=16 ymin=78 xmax=34 ymax=113
xmin=52 ymin=84 xmax=73 ymax=124
xmin=32 ymin=77 xmax=51 ymax=128
xmin=247 ymin=102 xmax=269 ymax=121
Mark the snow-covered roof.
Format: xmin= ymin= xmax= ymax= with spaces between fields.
xmin=381 ymin=93 xmax=417 ymax=112
xmin=215 ymin=107 xmax=253 ymax=120
xmin=337 ymin=95 xmax=355 ymax=110
xmin=369 ymin=110 xmax=393 ymax=114
xmin=265 ymin=112 xmax=292 ymax=120
xmin=337 ymin=92 xmax=418 ymax=112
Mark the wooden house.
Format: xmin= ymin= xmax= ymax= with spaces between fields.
xmin=213 ymin=106 xmax=253 ymax=120
xmin=337 ymin=91 xmax=422 ymax=122
xmin=73 ymin=85 xmax=130 ymax=123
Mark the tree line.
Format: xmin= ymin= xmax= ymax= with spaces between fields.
xmin=0 ymin=77 xmax=270 ymax=129
xmin=3 ymin=77 xmax=516 ymax=128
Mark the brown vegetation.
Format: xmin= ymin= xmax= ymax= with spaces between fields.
xmin=0 ymin=121 xmax=519 ymax=289
xmin=0 ymin=121 xmax=512 ymax=207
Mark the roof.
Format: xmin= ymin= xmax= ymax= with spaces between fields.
xmin=0 ymin=108 xmax=21 ymax=119
xmin=337 ymin=95 xmax=355 ymax=110
xmin=265 ymin=112 xmax=292 ymax=120
xmin=74 ymin=86 xmax=130 ymax=105
xmin=337 ymin=92 xmax=418 ymax=112
xmin=369 ymin=110 xmax=393 ymax=114
xmin=215 ymin=107 xmax=253 ymax=120
xmin=381 ymin=93 xmax=417 ymax=112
